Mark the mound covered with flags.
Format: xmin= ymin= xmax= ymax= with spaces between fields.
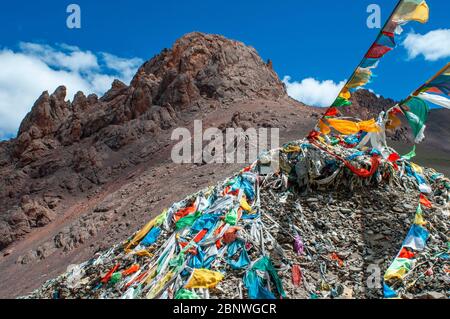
xmin=24 ymin=131 xmax=449 ymax=299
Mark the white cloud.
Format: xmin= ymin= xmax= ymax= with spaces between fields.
xmin=282 ymin=76 xmax=346 ymax=107
xmin=0 ymin=43 xmax=143 ymax=140
xmin=19 ymin=42 xmax=99 ymax=72
xmin=101 ymin=52 xmax=143 ymax=83
xmin=402 ymin=29 xmax=450 ymax=61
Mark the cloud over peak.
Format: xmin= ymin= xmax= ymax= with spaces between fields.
xmin=282 ymin=76 xmax=346 ymax=107
xmin=0 ymin=43 xmax=143 ymax=140
xmin=402 ymin=29 xmax=450 ymax=61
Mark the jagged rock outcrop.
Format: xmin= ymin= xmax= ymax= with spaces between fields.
xmin=0 ymin=32 xmax=288 ymax=252
xmin=12 ymin=32 xmax=286 ymax=163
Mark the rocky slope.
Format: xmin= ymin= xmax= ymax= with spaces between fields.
xmin=0 ymin=32 xmax=448 ymax=298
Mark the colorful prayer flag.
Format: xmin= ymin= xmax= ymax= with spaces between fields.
xmin=400 ymin=97 xmax=429 ymax=143
xmin=392 ymin=0 xmax=429 ymax=24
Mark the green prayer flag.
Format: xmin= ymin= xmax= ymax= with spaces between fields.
xmin=155 ymin=210 xmax=167 ymax=226
xmin=332 ymin=97 xmax=352 ymax=107
xmin=402 ymin=145 xmax=416 ymax=161
xmin=175 ymin=288 xmax=201 ymax=299
xmin=176 ymin=211 xmax=201 ymax=230
xmin=225 ymin=208 xmax=238 ymax=225
xmin=110 ymin=272 xmax=122 ymax=284
xmin=168 ymin=253 xmax=185 ymax=269
xmin=330 ymin=137 xmax=340 ymax=146
xmin=401 ymin=97 xmax=429 ymax=143
xmin=384 ymin=258 xmax=413 ymax=280
xmin=252 ymin=256 xmax=286 ymax=298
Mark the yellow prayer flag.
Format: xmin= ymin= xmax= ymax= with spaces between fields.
xmin=125 ymin=210 xmax=167 ymax=252
xmin=358 ymin=119 xmax=381 ymax=133
xmin=443 ymin=65 xmax=450 ymax=76
xmin=327 ymin=118 xmax=360 ymax=135
xmin=339 ymin=87 xmax=351 ymax=100
xmin=386 ymin=112 xmax=402 ymax=130
xmin=410 ymin=162 xmax=423 ymax=174
xmin=146 ymin=271 xmax=174 ymax=299
xmin=283 ymin=145 xmax=302 ymax=153
xmin=327 ymin=118 xmax=380 ymax=135
xmin=384 ymin=258 xmax=412 ymax=281
xmin=184 ymin=269 xmax=224 ymax=289
xmin=414 ymin=213 xmax=426 ymax=226
xmin=384 ymin=268 xmax=408 ymax=281
xmin=135 ymin=250 xmax=153 ymax=257
xmin=393 ymin=0 xmax=429 ymax=24
xmin=414 ymin=204 xmax=427 ymax=226
xmin=240 ymin=196 xmax=253 ymax=213
xmin=318 ymin=119 xmax=331 ymax=135
xmin=347 ymin=68 xmax=372 ymax=89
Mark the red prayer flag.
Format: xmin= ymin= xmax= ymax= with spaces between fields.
xmin=388 ymin=153 xmax=400 ymax=162
xmin=390 ymin=107 xmax=403 ymax=115
xmin=308 ymin=130 xmax=320 ymax=140
xmin=292 ymin=265 xmax=302 ymax=287
xmin=365 ymin=43 xmax=392 ymax=59
xmin=388 ymin=153 xmax=400 ymax=170
xmin=174 ymin=204 xmax=197 ymax=222
xmin=223 ymin=227 xmax=239 ymax=244
xmin=345 ymin=155 xmax=380 ymax=178
xmin=101 ymin=264 xmax=120 ymax=283
xmin=398 ymin=247 xmax=416 ymax=259
xmin=426 ymin=87 xmax=444 ymax=94
xmin=324 ymin=107 xmax=339 ymax=117
xmin=193 ymin=229 xmax=208 ymax=243
xmin=122 ymin=264 xmax=140 ymax=276
xmin=330 ymin=252 xmax=344 ymax=267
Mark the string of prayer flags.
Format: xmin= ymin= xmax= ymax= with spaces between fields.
xmin=328 ymin=0 xmax=429 ymax=109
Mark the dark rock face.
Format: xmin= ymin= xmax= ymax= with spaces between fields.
xmin=18 ymin=86 xmax=71 ymax=137
xmin=344 ymin=89 xmax=396 ymax=119
xmin=0 ymin=32 xmax=288 ymax=251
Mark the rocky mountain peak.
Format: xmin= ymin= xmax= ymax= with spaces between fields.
xmin=138 ymin=32 xmax=287 ymax=108
xmin=12 ymin=32 xmax=287 ymax=159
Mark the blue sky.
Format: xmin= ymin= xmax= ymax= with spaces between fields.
xmin=0 ymin=0 xmax=449 ymax=139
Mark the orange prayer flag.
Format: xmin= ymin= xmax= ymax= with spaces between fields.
xmin=419 ymin=194 xmax=432 ymax=209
